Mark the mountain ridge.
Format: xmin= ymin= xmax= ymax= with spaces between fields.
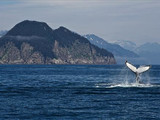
xmin=84 ymin=34 xmax=139 ymax=57
xmin=6 ymin=20 xmax=53 ymax=38
xmin=0 ymin=20 xmax=116 ymax=64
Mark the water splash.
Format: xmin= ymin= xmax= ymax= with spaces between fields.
xmin=95 ymin=65 xmax=158 ymax=88
xmin=108 ymin=83 xmax=156 ymax=88
xmin=96 ymin=82 xmax=160 ymax=88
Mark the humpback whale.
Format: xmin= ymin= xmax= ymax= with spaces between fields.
xmin=125 ymin=61 xmax=151 ymax=83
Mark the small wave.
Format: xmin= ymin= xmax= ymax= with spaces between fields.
xmin=95 ymin=83 xmax=160 ymax=88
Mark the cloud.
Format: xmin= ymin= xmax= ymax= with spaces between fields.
xmin=6 ymin=35 xmax=44 ymax=41
xmin=0 ymin=0 xmax=160 ymax=45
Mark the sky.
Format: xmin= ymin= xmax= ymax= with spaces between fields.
xmin=0 ymin=0 xmax=160 ymax=45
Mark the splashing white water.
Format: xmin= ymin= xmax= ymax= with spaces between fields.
xmin=95 ymin=66 xmax=159 ymax=88
xmin=95 ymin=82 xmax=160 ymax=88
xmin=108 ymin=83 xmax=154 ymax=88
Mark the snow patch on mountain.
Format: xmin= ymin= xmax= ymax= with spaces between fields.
xmin=113 ymin=40 xmax=137 ymax=51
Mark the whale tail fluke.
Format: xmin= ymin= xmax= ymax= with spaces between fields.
xmin=125 ymin=61 xmax=151 ymax=83
xmin=125 ymin=61 xmax=151 ymax=74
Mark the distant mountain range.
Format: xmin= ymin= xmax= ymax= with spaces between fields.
xmin=84 ymin=34 xmax=143 ymax=64
xmin=0 ymin=20 xmax=116 ymax=64
xmin=84 ymin=34 xmax=138 ymax=57
xmin=84 ymin=34 xmax=160 ymax=64
xmin=113 ymin=40 xmax=160 ymax=64
xmin=136 ymin=42 xmax=160 ymax=64
xmin=114 ymin=40 xmax=137 ymax=51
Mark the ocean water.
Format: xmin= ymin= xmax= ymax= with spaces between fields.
xmin=0 ymin=65 xmax=160 ymax=120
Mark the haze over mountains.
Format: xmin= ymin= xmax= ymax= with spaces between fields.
xmin=0 ymin=20 xmax=116 ymax=64
xmin=113 ymin=40 xmax=160 ymax=64
xmin=114 ymin=40 xmax=137 ymax=52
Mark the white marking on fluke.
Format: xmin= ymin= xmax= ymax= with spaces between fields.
xmin=125 ymin=61 xmax=151 ymax=84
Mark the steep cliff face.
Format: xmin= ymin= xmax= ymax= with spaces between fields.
xmin=0 ymin=42 xmax=44 ymax=64
xmin=51 ymin=40 xmax=115 ymax=64
xmin=0 ymin=20 xmax=116 ymax=64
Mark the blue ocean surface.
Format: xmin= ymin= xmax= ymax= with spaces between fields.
xmin=0 ymin=65 xmax=160 ymax=120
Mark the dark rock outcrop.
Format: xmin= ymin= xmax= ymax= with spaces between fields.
xmin=0 ymin=20 xmax=116 ymax=64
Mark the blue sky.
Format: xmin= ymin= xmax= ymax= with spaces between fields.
xmin=0 ymin=0 xmax=160 ymax=45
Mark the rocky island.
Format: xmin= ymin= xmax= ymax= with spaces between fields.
xmin=0 ymin=20 xmax=116 ymax=64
